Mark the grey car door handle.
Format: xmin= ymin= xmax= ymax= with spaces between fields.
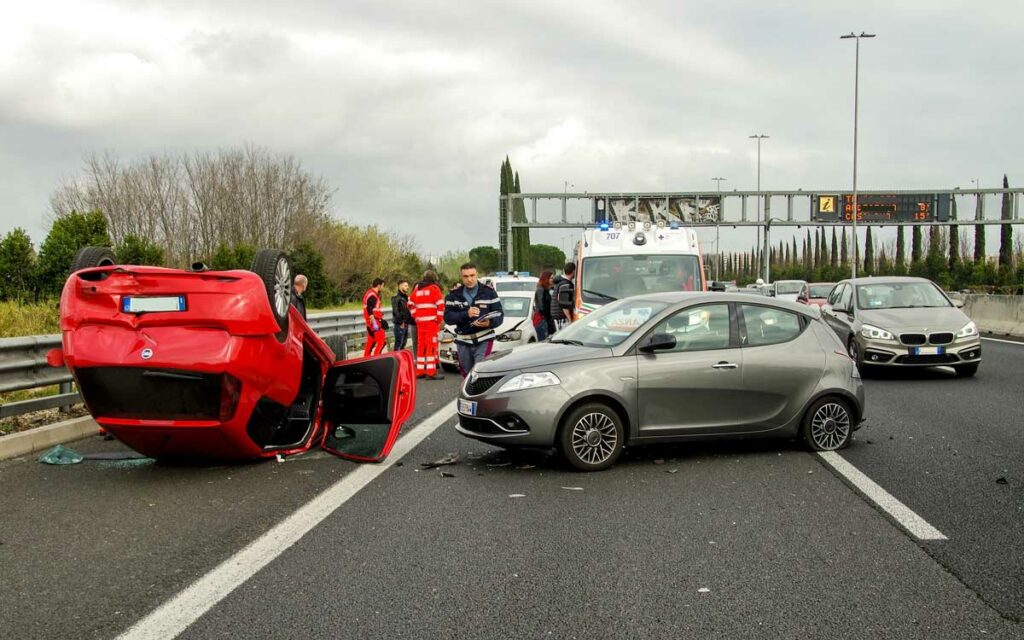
xmin=712 ymin=362 xmax=738 ymax=370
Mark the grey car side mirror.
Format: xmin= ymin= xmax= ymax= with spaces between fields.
xmin=639 ymin=333 xmax=677 ymax=353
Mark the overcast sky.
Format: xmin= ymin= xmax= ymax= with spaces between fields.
xmin=2 ymin=0 xmax=1021 ymax=260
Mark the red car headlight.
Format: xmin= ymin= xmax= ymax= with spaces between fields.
xmin=219 ymin=373 xmax=242 ymax=422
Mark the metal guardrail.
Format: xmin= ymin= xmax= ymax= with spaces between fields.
xmin=0 ymin=309 xmax=393 ymax=420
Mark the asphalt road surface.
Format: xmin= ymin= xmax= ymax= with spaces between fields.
xmin=1 ymin=339 xmax=1021 ymax=639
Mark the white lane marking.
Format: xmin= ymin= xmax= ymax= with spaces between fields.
xmin=117 ymin=400 xmax=458 ymax=640
xmin=981 ymin=336 xmax=1024 ymax=346
xmin=817 ymin=451 xmax=948 ymax=541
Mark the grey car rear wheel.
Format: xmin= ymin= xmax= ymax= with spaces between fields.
xmin=559 ymin=402 xmax=624 ymax=472
xmin=801 ymin=397 xmax=853 ymax=451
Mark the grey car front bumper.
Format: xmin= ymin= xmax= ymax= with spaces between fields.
xmin=455 ymin=378 xmax=570 ymax=448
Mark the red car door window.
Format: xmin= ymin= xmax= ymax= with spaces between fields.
xmin=320 ymin=351 xmax=416 ymax=462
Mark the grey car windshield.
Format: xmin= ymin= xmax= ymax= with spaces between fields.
xmin=856 ymin=282 xmax=951 ymax=309
xmin=809 ymin=284 xmax=834 ymax=298
xmin=775 ymin=282 xmax=804 ymax=295
xmin=555 ymin=298 xmax=669 ymax=347
xmin=581 ymin=255 xmax=701 ymax=303
xmin=500 ymin=296 xmax=530 ymax=317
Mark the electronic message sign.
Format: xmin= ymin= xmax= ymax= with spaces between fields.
xmin=815 ymin=194 xmax=951 ymax=223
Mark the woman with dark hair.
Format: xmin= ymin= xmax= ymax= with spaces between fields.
xmin=533 ymin=270 xmax=556 ymax=340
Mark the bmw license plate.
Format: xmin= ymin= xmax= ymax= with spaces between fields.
xmin=912 ymin=346 xmax=943 ymax=355
xmin=458 ymin=398 xmax=477 ymax=416
xmin=122 ymin=296 xmax=186 ymax=313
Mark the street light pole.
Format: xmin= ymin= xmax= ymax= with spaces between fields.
xmin=712 ymin=177 xmax=726 ymax=281
xmin=749 ymin=134 xmax=769 ymax=281
xmin=841 ymin=31 xmax=875 ymax=279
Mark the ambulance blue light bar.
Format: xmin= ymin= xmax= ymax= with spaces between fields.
xmin=598 ymin=222 xmax=610 ymax=231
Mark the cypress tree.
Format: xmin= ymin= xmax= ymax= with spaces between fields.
xmin=999 ymin=174 xmax=1013 ymax=271
xmin=948 ymin=195 xmax=960 ymax=268
xmin=512 ymin=170 xmax=530 ymax=272
xmin=830 ymin=228 xmax=839 ymax=268
xmin=912 ymin=226 xmax=923 ymax=263
xmin=896 ymin=225 xmax=907 ymax=273
xmin=805 ymin=230 xmax=813 ymax=270
xmin=791 ymin=238 xmax=798 ymax=269
xmin=974 ymin=191 xmax=985 ymax=263
xmin=841 ymin=227 xmax=849 ymax=267
xmin=813 ymin=230 xmax=821 ymax=270
xmin=820 ymin=227 xmax=830 ymax=268
xmin=863 ymin=227 xmax=874 ymax=274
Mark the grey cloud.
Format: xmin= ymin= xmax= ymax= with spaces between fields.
xmin=2 ymin=0 xmax=1022 ymax=259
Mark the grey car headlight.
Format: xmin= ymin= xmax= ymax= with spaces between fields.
xmin=497 ymin=330 xmax=523 ymax=342
xmin=861 ymin=324 xmax=894 ymax=340
xmin=956 ymin=321 xmax=978 ymax=339
xmin=496 ymin=371 xmax=560 ymax=393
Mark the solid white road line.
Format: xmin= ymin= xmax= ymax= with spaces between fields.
xmin=981 ymin=336 xmax=1024 ymax=346
xmin=817 ymin=451 xmax=947 ymax=541
xmin=117 ymin=400 xmax=458 ymax=640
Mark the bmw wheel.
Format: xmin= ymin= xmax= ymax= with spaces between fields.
xmin=250 ymin=249 xmax=293 ymax=343
xmin=801 ymin=397 xmax=853 ymax=451
xmin=559 ymin=402 xmax=624 ymax=472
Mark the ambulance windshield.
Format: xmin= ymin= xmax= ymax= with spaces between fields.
xmin=580 ymin=255 xmax=702 ymax=304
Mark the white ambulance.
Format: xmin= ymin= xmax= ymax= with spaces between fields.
xmin=572 ymin=221 xmax=706 ymax=317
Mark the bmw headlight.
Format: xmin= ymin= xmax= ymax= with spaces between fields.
xmin=956 ymin=321 xmax=978 ymax=339
xmin=497 ymin=330 xmax=523 ymax=342
xmin=860 ymin=324 xmax=894 ymax=340
xmin=496 ymin=372 xmax=560 ymax=393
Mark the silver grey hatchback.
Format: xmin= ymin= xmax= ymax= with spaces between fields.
xmin=456 ymin=293 xmax=866 ymax=471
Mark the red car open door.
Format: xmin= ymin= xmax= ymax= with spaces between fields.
xmin=319 ymin=350 xmax=416 ymax=462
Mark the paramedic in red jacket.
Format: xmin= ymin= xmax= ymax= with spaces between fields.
xmin=362 ymin=278 xmax=388 ymax=357
xmin=410 ymin=270 xmax=445 ymax=379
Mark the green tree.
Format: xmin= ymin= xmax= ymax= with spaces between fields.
xmin=974 ymin=198 xmax=985 ymax=263
xmin=34 ymin=210 xmax=111 ymax=298
xmin=840 ymin=228 xmax=849 ymax=269
xmin=116 ymin=235 xmax=164 ymax=266
xmin=528 ymin=244 xmax=565 ymax=274
xmin=925 ymin=226 xmax=947 ymax=286
xmin=289 ymin=242 xmax=340 ymax=308
xmin=468 ymin=246 xmax=502 ymax=274
xmin=895 ymin=226 xmax=907 ymax=275
xmin=863 ymin=227 xmax=874 ymax=274
xmin=911 ymin=226 xmax=923 ymax=263
xmin=999 ymin=174 xmax=1014 ymax=272
xmin=0 ymin=228 xmax=36 ymax=300
xmin=948 ymin=195 xmax=960 ymax=269
xmin=208 ymin=243 xmax=256 ymax=271
xmin=830 ymin=229 xmax=838 ymax=269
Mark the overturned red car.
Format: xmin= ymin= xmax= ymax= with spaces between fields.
xmin=49 ymin=247 xmax=416 ymax=462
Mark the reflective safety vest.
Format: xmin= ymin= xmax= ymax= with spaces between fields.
xmin=362 ymin=288 xmax=384 ymax=327
xmin=410 ymin=282 xmax=444 ymax=325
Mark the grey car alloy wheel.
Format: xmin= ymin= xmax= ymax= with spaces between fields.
xmin=808 ymin=401 xmax=851 ymax=450
xmin=559 ymin=403 xmax=624 ymax=471
xmin=571 ymin=412 xmax=618 ymax=465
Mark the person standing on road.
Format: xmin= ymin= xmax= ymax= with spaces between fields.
xmin=291 ymin=274 xmax=308 ymax=320
xmin=550 ymin=262 xmax=577 ymax=329
xmin=444 ymin=262 xmax=503 ymax=378
xmin=391 ymin=280 xmax=414 ymax=351
xmin=410 ymin=270 xmax=445 ymax=379
xmin=533 ymin=270 xmax=555 ymax=341
xmin=362 ymin=278 xmax=388 ymax=357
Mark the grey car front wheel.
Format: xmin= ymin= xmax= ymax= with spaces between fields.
xmin=802 ymin=397 xmax=853 ymax=451
xmin=559 ymin=403 xmax=624 ymax=472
